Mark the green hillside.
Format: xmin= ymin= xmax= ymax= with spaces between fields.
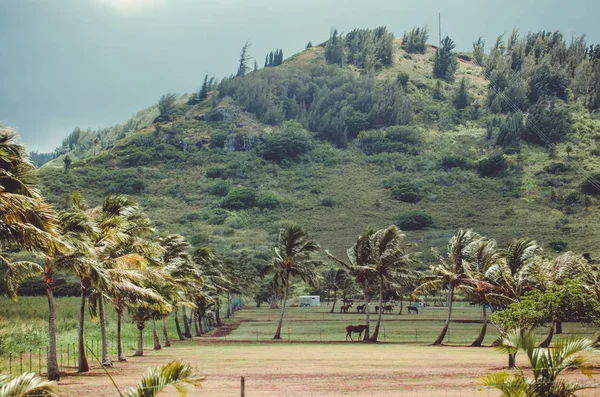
xmin=38 ymin=27 xmax=600 ymax=263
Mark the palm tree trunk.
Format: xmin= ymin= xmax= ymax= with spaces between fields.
xmin=433 ymin=285 xmax=455 ymax=345
xmin=116 ymin=307 xmax=126 ymax=362
xmin=329 ymin=290 xmax=337 ymax=313
xmin=151 ymin=318 xmax=161 ymax=350
xmin=78 ymin=284 xmax=89 ymax=372
xmin=134 ymin=321 xmax=144 ymax=356
xmin=539 ymin=323 xmax=555 ymax=348
xmin=46 ymin=277 xmax=60 ymax=381
xmin=193 ymin=313 xmax=201 ymax=336
xmin=269 ymin=292 xmax=278 ymax=308
xmin=162 ymin=317 xmax=171 ymax=347
xmin=370 ymin=277 xmax=385 ymax=342
xmin=215 ymin=298 xmax=222 ymax=326
xmin=98 ymin=297 xmax=112 ymax=366
xmin=226 ymin=291 xmax=231 ymax=318
xmin=364 ymin=280 xmax=371 ymax=340
xmin=508 ymin=353 xmax=516 ymax=369
xmin=274 ymin=276 xmax=289 ymax=339
xmin=182 ymin=306 xmax=192 ymax=338
xmin=398 ymin=295 xmax=403 ymax=315
xmin=174 ymin=309 xmax=184 ymax=340
xmin=555 ymin=321 xmax=563 ymax=334
xmin=471 ymin=304 xmax=487 ymax=347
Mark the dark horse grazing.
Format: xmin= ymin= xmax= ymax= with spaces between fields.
xmin=356 ymin=304 xmax=366 ymax=314
xmin=407 ymin=305 xmax=419 ymax=314
xmin=345 ymin=324 xmax=368 ymax=341
xmin=384 ymin=304 xmax=395 ymax=313
xmin=340 ymin=303 xmax=352 ymax=313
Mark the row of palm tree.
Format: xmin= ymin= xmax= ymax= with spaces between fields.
xmin=0 ymin=128 xmax=242 ymax=380
xmin=414 ymin=229 xmax=600 ymax=353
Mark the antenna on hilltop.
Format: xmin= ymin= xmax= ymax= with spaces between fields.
xmin=438 ymin=13 xmax=442 ymax=47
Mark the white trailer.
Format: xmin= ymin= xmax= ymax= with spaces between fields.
xmin=299 ymin=295 xmax=321 ymax=307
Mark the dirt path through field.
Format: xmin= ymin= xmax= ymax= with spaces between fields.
xmin=58 ymin=338 xmax=600 ymax=396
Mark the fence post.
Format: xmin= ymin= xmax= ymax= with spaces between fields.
xmin=38 ymin=348 xmax=41 ymax=374
xmin=60 ymin=345 xmax=63 ymax=371
xmin=415 ymin=328 xmax=418 ymax=342
xmin=29 ymin=350 xmax=32 ymax=372
xmin=20 ymin=351 xmax=23 ymax=375
xmin=9 ymin=353 xmax=11 ymax=378
xmin=241 ymin=376 xmax=245 ymax=397
xmin=67 ymin=344 xmax=70 ymax=368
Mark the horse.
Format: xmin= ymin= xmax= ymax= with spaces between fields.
xmin=345 ymin=324 xmax=368 ymax=341
xmin=384 ymin=304 xmax=395 ymax=313
xmin=407 ymin=305 xmax=419 ymax=314
xmin=356 ymin=304 xmax=366 ymax=314
xmin=340 ymin=303 xmax=352 ymax=313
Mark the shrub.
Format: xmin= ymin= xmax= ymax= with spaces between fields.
xmin=221 ymin=186 xmax=257 ymax=210
xmin=391 ymin=182 xmax=423 ymax=203
xmin=478 ymin=154 xmax=507 ymax=177
xmin=440 ymin=155 xmax=471 ymax=170
xmin=209 ymin=180 xmax=231 ymax=196
xmin=205 ymin=167 xmax=225 ymax=179
xmin=206 ymin=208 xmax=229 ymax=225
xmin=397 ymin=72 xmax=410 ymax=87
xmin=256 ymin=192 xmax=280 ymax=209
xmin=320 ymin=197 xmax=336 ymax=207
xmin=396 ymin=210 xmax=433 ymax=230
xmin=257 ymin=122 xmax=314 ymax=162
xmin=580 ymin=173 xmax=600 ymax=195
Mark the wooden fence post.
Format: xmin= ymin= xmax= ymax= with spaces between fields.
xmin=241 ymin=376 xmax=245 ymax=397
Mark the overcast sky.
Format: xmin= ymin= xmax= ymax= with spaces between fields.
xmin=1 ymin=0 xmax=599 ymax=152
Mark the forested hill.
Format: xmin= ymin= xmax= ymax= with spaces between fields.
xmin=38 ymin=26 xmax=600 ymax=263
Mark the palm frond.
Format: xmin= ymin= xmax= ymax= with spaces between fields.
xmin=0 ymin=372 xmax=60 ymax=397
xmin=123 ymin=360 xmax=204 ymax=397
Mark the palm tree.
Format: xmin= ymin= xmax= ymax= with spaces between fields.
xmin=480 ymin=328 xmax=595 ymax=396
xmin=326 ymin=229 xmax=379 ymax=340
xmin=461 ymin=238 xmax=514 ymax=346
xmin=1 ymin=128 xmax=64 ymax=380
xmin=0 ymin=372 xmax=59 ymax=397
xmin=262 ymin=225 xmax=320 ymax=340
xmin=365 ymin=226 xmax=416 ymax=342
xmin=57 ymin=193 xmax=107 ymax=373
xmin=415 ymin=229 xmax=480 ymax=345
xmin=322 ymin=268 xmax=350 ymax=313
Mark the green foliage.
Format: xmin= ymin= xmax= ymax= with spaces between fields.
xmin=237 ymin=41 xmax=252 ymax=77
xmin=433 ymin=36 xmax=458 ymax=81
xmin=396 ymin=72 xmax=409 ymax=87
xmin=325 ymin=29 xmax=344 ymax=65
xmin=157 ymin=93 xmax=178 ymax=118
xmin=391 ymin=180 xmax=423 ymax=203
xmin=257 ymin=122 xmax=315 ymax=162
xmin=221 ymin=186 xmax=256 ymax=210
xmin=358 ymin=126 xmax=420 ymax=155
xmin=402 ymin=26 xmax=428 ymax=54
xmin=524 ymin=98 xmax=571 ymax=144
xmin=440 ymin=155 xmax=471 ymax=170
xmin=209 ymin=180 xmax=231 ymax=196
xmin=344 ymin=26 xmax=394 ymax=68
xmin=453 ymin=78 xmax=470 ymax=109
xmin=396 ymin=210 xmax=433 ymax=230
xmin=472 ymin=37 xmax=485 ymax=65
xmin=478 ymin=154 xmax=507 ymax=177
xmin=320 ymin=197 xmax=335 ymax=207
xmin=580 ymin=172 xmax=600 ymax=195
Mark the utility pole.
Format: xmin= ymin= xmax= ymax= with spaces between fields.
xmin=438 ymin=13 xmax=442 ymax=47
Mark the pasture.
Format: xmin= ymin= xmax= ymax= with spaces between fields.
xmin=2 ymin=297 xmax=600 ymax=396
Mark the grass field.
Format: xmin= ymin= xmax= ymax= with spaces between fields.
xmin=2 ymin=297 xmax=600 ymax=395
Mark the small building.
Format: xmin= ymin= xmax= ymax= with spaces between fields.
xmin=299 ymin=295 xmax=321 ymax=307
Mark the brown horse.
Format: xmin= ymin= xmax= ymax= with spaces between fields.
xmin=345 ymin=324 xmax=368 ymax=341
xmin=340 ymin=303 xmax=352 ymax=313
xmin=384 ymin=304 xmax=395 ymax=313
